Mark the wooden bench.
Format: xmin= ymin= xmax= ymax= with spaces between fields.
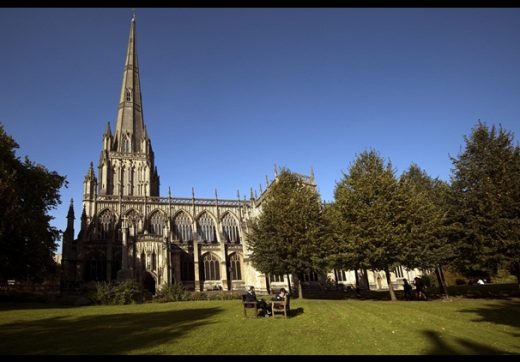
xmin=270 ymin=296 xmax=290 ymax=319
xmin=242 ymin=294 xmax=261 ymax=319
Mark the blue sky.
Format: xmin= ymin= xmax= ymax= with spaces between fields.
xmin=1 ymin=8 xmax=520 ymax=250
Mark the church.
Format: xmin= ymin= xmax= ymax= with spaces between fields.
xmin=61 ymin=16 xmax=421 ymax=295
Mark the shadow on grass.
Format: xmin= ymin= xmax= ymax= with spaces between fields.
xmin=458 ymin=299 xmax=520 ymax=336
xmin=0 ymin=301 xmax=76 ymax=311
xmin=422 ymin=330 xmax=509 ymax=355
xmin=289 ymin=307 xmax=304 ymax=318
xmin=0 ymin=306 xmax=222 ymax=354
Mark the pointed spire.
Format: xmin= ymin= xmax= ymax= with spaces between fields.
xmin=250 ymin=187 xmax=254 ymax=200
xmin=104 ymin=122 xmax=112 ymax=137
xmin=114 ymin=14 xmax=147 ymax=153
xmin=274 ymin=163 xmax=278 ymax=177
xmin=81 ymin=205 xmax=87 ymax=221
xmin=310 ymin=165 xmax=315 ymax=183
xmin=85 ymin=161 xmax=96 ymax=181
xmin=67 ymin=198 xmax=75 ymax=220
xmin=265 ymin=175 xmax=269 ymax=187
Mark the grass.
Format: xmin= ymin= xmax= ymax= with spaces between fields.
xmin=0 ymin=298 xmax=518 ymax=355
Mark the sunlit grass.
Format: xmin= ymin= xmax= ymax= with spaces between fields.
xmin=0 ymin=298 xmax=518 ymax=354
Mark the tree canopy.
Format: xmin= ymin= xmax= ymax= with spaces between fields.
xmin=330 ymin=150 xmax=406 ymax=300
xmin=399 ymin=164 xmax=453 ymax=271
xmin=246 ymin=168 xmax=328 ymax=298
xmin=448 ymin=121 xmax=520 ymax=282
xmin=0 ymin=124 xmax=66 ymax=282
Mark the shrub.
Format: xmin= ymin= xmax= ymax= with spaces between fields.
xmin=113 ymin=280 xmax=144 ymax=304
xmin=156 ymin=280 xmax=190 ymax=302
xmin=91 ymin=280 xmax=144 ymax=305
xmin=421 ymin=273 xmax=438 ymax=289
xmin=455 ymin=278 xmax=467 ymax=285
xmin=189 ymin=292 xmax=208 ymax=301
xmin=91 ymin=281 xmax=112 ymax=304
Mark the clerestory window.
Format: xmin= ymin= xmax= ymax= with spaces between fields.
xmin=222 ymin=213 xmax=240 ymax=243
xmin=174 ymin=212 xmax=192 ymax=242
xmin=197 ymin=213 xmax=216 ymax=243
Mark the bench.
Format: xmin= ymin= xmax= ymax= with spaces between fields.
xmin=242 ymin=294 xmax=262 ymax=319
xmin=270 ymin=295 xmax=290 ymax=318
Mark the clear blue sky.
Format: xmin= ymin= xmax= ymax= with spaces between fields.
xmin=1 ymin=8 xmax=520 ymax=251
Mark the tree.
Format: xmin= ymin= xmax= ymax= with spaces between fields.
xmin=246 ymin=168 xmax=329 ymax=299
xmin=330 ymin=150 xmax=405 ymax=301
xmin=448 ymin=121 xmax=520 ymax=283
xmin=0 ymin=124 xmax=66 ymax=282
xmin=399 ymin=164 xmax=454 ymax=296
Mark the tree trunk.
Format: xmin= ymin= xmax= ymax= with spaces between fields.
xmin=363 ymin=268 xmax=370 ymax=289
xmin=298 ymin=273 xmax=304 ymax=299
xmin=385 ymin=267 xmax=397 ymax=301
xmin=287 ymin=273 xmax=292 ymax=295
xmin=435 ymin=265 xmax=449 ymax=298
xmin=354 ymin=269 xmax=360 ymax=288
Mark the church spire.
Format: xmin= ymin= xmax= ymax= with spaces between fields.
xmin=113 ymin=14 xmax=147 ymax=153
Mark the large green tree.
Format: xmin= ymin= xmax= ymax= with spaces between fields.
xmin=330 ymin=150 xmax=406 ymax=301
xmin=448 ymin=121 xmax=520 ymax=283
xmin=0 ymin=124 xmax=66 ymax=282
xmin=399 ymin=164 xmax=453 ymax=296
xmin=246 ymin=168 xmax=329 ymax=298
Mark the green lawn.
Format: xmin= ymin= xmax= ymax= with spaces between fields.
xmin=0 ymin=298 xmax=518 ymax=355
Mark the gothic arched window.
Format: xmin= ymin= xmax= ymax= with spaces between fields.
xmin=150 ymin=211 xmax=165 ymax=236
xmin=126 ymin=210 xmax=140 ymax=236
xmin=228 ymin=253 xmax=241 ymax=280
xmin=174 ymin=212 xmax=192 ymax=242
xmin=222 ymin=213 xmax=240 ymax=243
xmin=202 ymin=253 xmax=220 ymax=281
xmin=98 ymin=210 xmax=113 ymax=240
xmin=197 ymin=213 xmax=216 ymax=243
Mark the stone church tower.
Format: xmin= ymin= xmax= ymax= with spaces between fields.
xmin=61 ymin=15 xmax=281 ymax=294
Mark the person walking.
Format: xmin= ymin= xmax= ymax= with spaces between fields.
xmin=403 ymin=279 xmax=413 ymax=300
xmin=414 ymin=276 xmax=426 ymax=300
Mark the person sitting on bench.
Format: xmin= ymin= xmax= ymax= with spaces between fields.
xmin=245 ymin=286 xmax=271 ymax=317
